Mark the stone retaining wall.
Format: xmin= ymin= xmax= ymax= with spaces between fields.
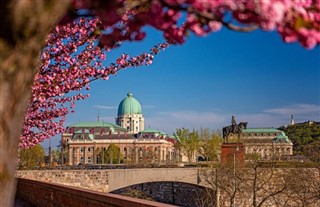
xmin=15 ymin=168 xmax=199 ymax=192
xmin=16 ymin=170 xmax=109 ymax=192
xmin=16 ymin=168 xmax=320 ymax=207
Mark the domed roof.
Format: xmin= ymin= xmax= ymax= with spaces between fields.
xmin=117 ymin=92 xmax=142 ymax=116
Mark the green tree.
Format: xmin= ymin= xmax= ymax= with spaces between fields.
xmin=279 ymin=123 xmax=320 ymax=161
xmin=175 ymin=128 xmax=200 ymax=163
xmin=51 ymin=149 xmax=61 ymax=165
xmin=18 ymin=144 xmax=45 ymax=170
xmin=98 ymin=144 xmax=122 ymax=164
xmin=199 ymin=128 xmax=222 ymax=161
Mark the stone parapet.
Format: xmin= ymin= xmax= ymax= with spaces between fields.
xmin=16 ymin=170 xmax=109 ymax=192
xmin=15 ymin=168 xmax=199 ymax=193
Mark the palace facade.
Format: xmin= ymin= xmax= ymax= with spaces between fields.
xmin=62 ymin=93 xmax=178 ymax=165
xmin=62 ymin=93 xmax=295 ymax=165
xmin=228 ymin=127 xmax=293 ymax=160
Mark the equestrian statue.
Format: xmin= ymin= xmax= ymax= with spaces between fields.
xmin=222 ymin=115 xmax=247 ymax=143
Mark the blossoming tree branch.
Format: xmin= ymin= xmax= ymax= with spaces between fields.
xmin=21 ymin=0 xmax=320 ymax=147
xmin=0 ymin=0 xmax=319 ymax=206
xmin=21 ymin=18 xmax=168 ymax=148
xmin=64 ymin=0 xmax=319 ymax=48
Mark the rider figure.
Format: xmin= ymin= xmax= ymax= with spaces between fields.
xmin=231 ymin=115 xmax=237 ymax=133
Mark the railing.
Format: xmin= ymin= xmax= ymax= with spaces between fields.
xmin=22 ymin=163 xmax=185 ymax=171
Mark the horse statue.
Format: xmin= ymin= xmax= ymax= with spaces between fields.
xmin=222 ymin=122 xmax=247 ymax=143
xmin=238 ymin=122 xmax=248 ymax=131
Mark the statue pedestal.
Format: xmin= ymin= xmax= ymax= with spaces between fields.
xmin=221 ymin=143 xmax=245 ymax=165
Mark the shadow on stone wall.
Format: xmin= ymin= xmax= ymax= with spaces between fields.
xmin=111 ymin=181 xmax=216 ymax=207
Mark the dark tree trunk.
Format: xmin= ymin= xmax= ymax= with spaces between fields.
xmin=0 ymin=1 xmax=69 ymax=206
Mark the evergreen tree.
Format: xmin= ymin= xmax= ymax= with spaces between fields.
xmin=279 ymin=123 xmax=320 ymax=162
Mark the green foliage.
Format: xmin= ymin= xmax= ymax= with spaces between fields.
xmin=175 ymin=128 xmax=222 ymax=162
xmin=175 ymin=128 xmax=200 ymax=163
xmin=279 ymin=123 xmax=320 ymax=162
xmin=199 ymin=128 xmax=222 ymax=161
xmin=51 ymin=149 xmax=61 ymax=164
xmin=18 ymin=144 xmax=45 ymax=169
xmin=98 ymin=144 xmax=123 ymax=164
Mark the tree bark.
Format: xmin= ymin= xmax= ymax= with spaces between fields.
xmin=0 ymin=1 xmax=69 ymax=206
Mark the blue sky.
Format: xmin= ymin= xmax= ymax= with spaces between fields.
xmin=43 ymin=26 xmax=320 ymax=149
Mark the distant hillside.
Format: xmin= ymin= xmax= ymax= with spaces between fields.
xmin=278 ymin=122 xmax=320 ymax=162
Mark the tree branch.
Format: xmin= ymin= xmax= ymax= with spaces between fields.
xmin=222 ymin=21 xmax=259 ymax=32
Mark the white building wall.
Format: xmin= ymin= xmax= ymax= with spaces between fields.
xmin=116 ymin=114 xmax=144 ymax=134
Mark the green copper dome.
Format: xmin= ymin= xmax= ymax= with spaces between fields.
xmin=117 ymin=92 xmax=142 ymax=116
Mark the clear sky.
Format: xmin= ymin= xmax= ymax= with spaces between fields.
xmin=43 ymin=26 xmax=320 ymax=149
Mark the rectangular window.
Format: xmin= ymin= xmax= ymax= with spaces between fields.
xmin=88 ymin=147 xmax=91 ymax=152
xmin=80 ymin=147 xmax=84 ymax=152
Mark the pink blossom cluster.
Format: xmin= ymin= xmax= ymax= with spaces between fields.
xmin=21 ymin=1 xmax=319 ymax=147
xmin=20 ymin=18 xmax=168 ymax=148
xmin=65 ymin=0 xmax=319 ymax=48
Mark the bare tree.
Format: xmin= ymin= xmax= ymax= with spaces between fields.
xmin=200 ymin=157 xmax=293 ymax=207
xmin=243 ymin=156 xmax=287 ymax=207
xmin=282 ymin=167 xmax=320 ymax=207
xmin=201 ymin=162 xmax=248 ymax=207
xmin=193 ymin=187 xmax=216 ymax=207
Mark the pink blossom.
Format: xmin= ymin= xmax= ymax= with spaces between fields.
xmin=21 ymin=0 xmax=319 ymax=148
xmin=20 ymin=18 xmax=169 ymax=148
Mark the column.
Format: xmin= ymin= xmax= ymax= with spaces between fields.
xmin=69 ymin=147 xmax=73 ymax=165
xmin=159 ymin=147 xmax=162 ymax=162
xmin=93 ymin=145 xmax=95 ymax=164
xmin=135 ymin=147 xmax=138 ymax=163
xmin=83 ymin=147 xmax=86 ymax=164
xmin=75 ymin=147 xmax=79 ymax=165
